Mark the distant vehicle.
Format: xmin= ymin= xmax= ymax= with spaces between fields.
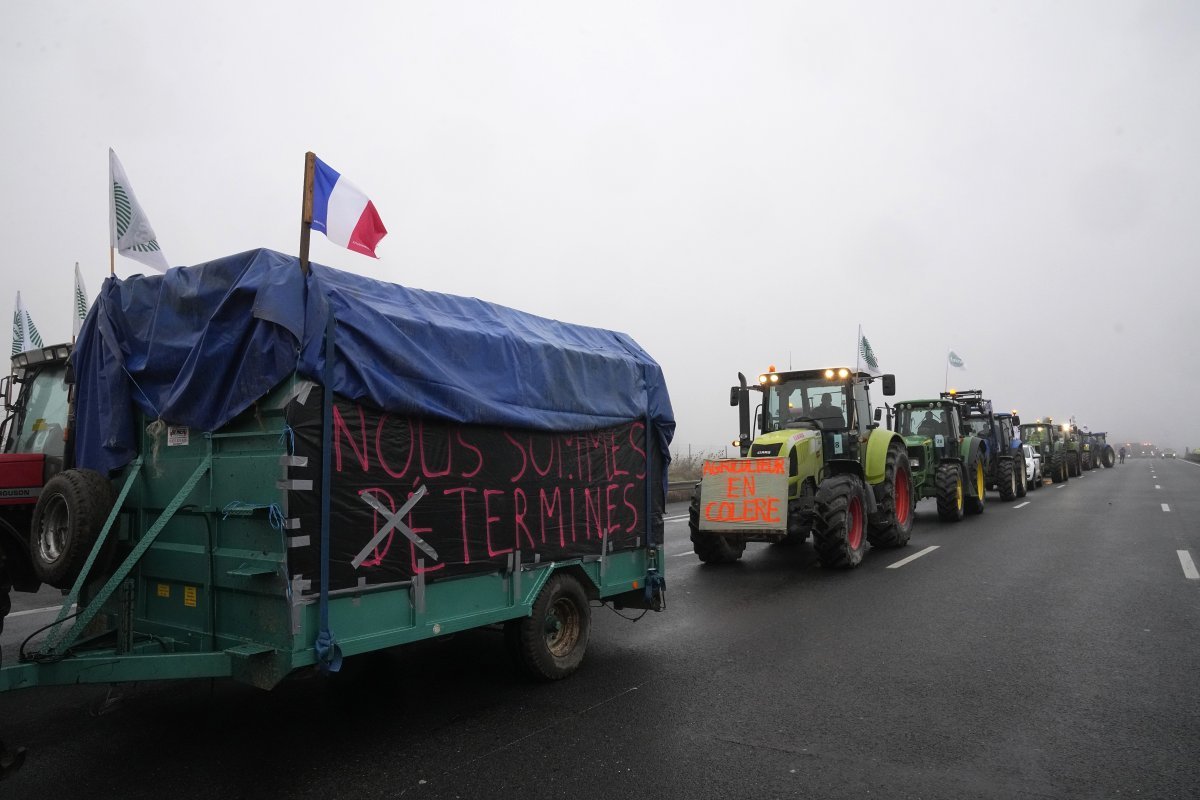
xmin=1162 ymin=448 xmax=1177 ymax=459
xmin=1022 ymin=444 xmax=1043 ymax=489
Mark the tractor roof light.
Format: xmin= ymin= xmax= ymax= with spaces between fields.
xmin=770 ymin=373 xmax=779 ymax=383
xmin=837 ymin=368 xmax=849 ymax=378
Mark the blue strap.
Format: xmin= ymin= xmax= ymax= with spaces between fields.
xmin=315 ymin=311 xmax=342 ymax=672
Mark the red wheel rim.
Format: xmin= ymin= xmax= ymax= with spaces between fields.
xmin=895 ymin=469 xmax=911 ymax=526
xmin=847 ymin=494 xmax=864 ymax=550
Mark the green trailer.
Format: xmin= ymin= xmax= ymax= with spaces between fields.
xmin=0 ymin=250 xmax=672 ymax=703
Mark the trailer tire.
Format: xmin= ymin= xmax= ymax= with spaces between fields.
xmin=29 ymin=469 xmax=116 ymax=590
xmin=964 ymin=457 xmax=986 ymax=515
xmin=507 ymin=572 xmax=591 ymax=681
xmin=935 ymin=462 xmax=964 ymax=522
xmin=997 ymin=458 xmax=1017 ymax=501
xmin=812 ymin=474 xmax=869 ymax=568
xmin=688 ymin=486 xmax=746 ymax=563
xmin=868 ymin=441 xmax=914 ymax=549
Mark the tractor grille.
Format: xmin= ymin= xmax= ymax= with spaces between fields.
xmin=907 ymin=446 xmax=924 ymax=472
xmin=751 ymin=444 xmax=780 ymax=458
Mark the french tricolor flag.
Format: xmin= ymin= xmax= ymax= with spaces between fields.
xmin=311 ymin=156 xmax=388 ymax=258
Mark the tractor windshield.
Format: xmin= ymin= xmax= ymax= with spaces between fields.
xmin=964 ymin=417 xmax=992 ymax=438
xmin=3 ymin=363 xmax=70 ymax=458
xmin=762 ymin=378 xmax=850 ymax=433
xmin=896 ymin=406 xmax=950 ymax=438
xmin=1022 ymin=426 xmax=1049 ymax=445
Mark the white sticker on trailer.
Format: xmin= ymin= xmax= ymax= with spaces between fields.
xmin=167 ymin=426 xmax=190 ymax=447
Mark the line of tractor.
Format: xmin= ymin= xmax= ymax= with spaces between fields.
xmin=688 ymin=366 xmax=1119 ymax=567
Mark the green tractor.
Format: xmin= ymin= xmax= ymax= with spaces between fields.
xmin=1020 ymin=419 xmax=1070 ymax=484
xmin=1061 ymin=420 xmax=1084 ymax=477
xmin=689 ymin=366 xmax=913 ymax=569
xmin=893 ymin=398 xmax=989 ymax=522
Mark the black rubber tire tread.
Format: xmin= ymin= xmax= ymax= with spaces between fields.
xmin=812 ymin=474 xmax=869 ymax=569
xmin=688 ymin=488 xmax=746 ymax=564
xmin=868 ymin=441 xmax=914 ymax=548
xmin=1102 ymin=446 xmax=1116 ymax=468
xmin=1014 ymin=455 xmax=1028 ymax=498
xmin=964 ymin=458 xmax=986 ymax=515
xmin=997 ymin=458 xmax=1017 ymax=502
xmin=1050 ymin=452 xmax=1064 ymax=484
xmin=1068 ymin=452 xmax=1081 ymax=478
xmin=775 ymin=492 xmax=812 ymax=546
xmin=935 ymin=462 xmax=965 ymax=522
xmin=29 ymin=468 xmax=117 ymax=590
xmin=508 ymin=572 xmax=591 ymax=681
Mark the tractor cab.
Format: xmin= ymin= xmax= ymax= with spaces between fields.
xmin=895 ymin=400 xmax=963 ymax=451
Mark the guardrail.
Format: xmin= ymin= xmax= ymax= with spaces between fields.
xmin=667 ymin=480 xmax=696 ymax=493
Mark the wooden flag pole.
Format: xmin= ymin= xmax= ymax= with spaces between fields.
xmin=299 ymin=151 xmax=316 ymax=275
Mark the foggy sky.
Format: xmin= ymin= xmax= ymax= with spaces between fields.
xmin=3 ymin=1 xmax=1198 ymax=453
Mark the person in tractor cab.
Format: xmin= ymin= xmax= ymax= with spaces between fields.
xmin=812 ymin=392 xmax=845 ymax=428
xmin=918 ymin=411 xmax=943 ymax=437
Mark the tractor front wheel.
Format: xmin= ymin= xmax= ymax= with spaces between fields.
xmin=935 ymin=463 xmax=965 ymax=522
xmin=998 ymin=458 xmax=1017 ymax=502
xmin=813 ymin=474 xmax=869 ymax=568
xmin=964 ymin=457 xmax=986 ymax=515
xmin=868 ymin=442 xmax=914 ymax=549
xmin=1014 ymin=457 xmax=1028 ymax=498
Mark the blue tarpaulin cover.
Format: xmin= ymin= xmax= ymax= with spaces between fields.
xmin=73 ymin=248 xmax=675 ymax=477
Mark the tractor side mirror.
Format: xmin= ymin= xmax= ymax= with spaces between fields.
xmin=729 ymin=387 xmax=740 ymax=407
xmin=0 ymin=375 xmax=9 ymax=411
xmin=874 ymin=407 xmax=883 ymax=423
xmin=881 ymin=374 xmax=896 ymax=396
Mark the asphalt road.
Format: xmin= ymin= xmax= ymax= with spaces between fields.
xmin=1 ymin=458 xmax=1197 ymax=799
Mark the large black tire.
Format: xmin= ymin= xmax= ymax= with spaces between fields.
xmin=935 ymin=462 xmax=964 ymax=522
xmin=1102 ymin=446 xmax=1116 ymax=468
xmin=812 ymin=474 xmax=869 ymax=568
xmin=775 ymin=487 xmax=813 ymax=546
xmin=1014 ymin=455 xmax=1028 ymax=498
xmin=1049 ymin=452 xmax=1065 ymax=484
xmin=868 ymin=442 xmax=915 ymax=548
xmin=506 ymin=572 xmax=591 ymax=681
xmin=30 ymin=469 xmax=117 ymax=590
xmin=997 ymin=458 xmax=1017 ymax=502
xmin=1068 ymin=451 xmax=1081 ymax=478
xmin=688 ymin=487 xmax=746 ymax=564
xmin=964 ymin=457 xmax=986 ymax=515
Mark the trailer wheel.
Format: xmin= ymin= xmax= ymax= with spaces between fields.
xmin=29 ymin=469 xmax=116 ymax=590
xmin=935 ymin=462 xmax=964 ymax=522
xmin=508 ymin=573 xmax=591 ymax=681
xmin=964 ymin=457 xmax=986 ymax=515
xmin=868 ymin=441 xmax=914 ymax=548
xmin=997 ymin=458 xmax=1017 ymax=501
xmin=688 ymin=485 xmax=745 ymax=563
xmin=812 ymin=474 xmax=868 ymax=568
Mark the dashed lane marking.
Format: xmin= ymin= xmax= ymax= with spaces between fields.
xmin=7 ymin=604 xmax=74 ymax=619
xmin=664 ymin=514 xmax=689 ymax=522
xmin=1178 ymin=551 xmax=1199 ymax=581
xmin=887 ymin=545 xmax=940 ymax=569
xmin=1014 ymin=501 xmax=1031 ymax=509
xmin=670 ymin=550 xmax=695 ymax=558
xmin=1155 ymin=485 xmax=1161 ymax=489
xmin=1162 ymin=503 xmax=1171 ymax=512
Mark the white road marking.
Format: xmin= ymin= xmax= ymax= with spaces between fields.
xmin=1014 ymin=501 xmax=1031 ymax=509
xmin=7 ymin=603 xmax=74 ymax=619
xmin=1178 ymin=551 xmax=1199 ymax=581
xmin=664 ymin=514 xmax=689 ymax=522
xmin=887 ymin=545 xmax=940 ymax=569
xmin=670 ymin=550 xmax=695 ymax=558
xmin=1056 ymin=485 xmax=1065 ymax=489
xmin=1162 ymin=503 xmax=1171 ymax=512
xmin=1155 ymin=485 xmax=1161 ymax=489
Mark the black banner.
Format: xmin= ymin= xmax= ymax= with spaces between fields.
xmin=285 ymin=391 xmax=663 ymax=593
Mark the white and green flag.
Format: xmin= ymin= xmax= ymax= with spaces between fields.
xmin=11 ymin=291 xmax=44 ymax=356
xmin=109 ymin=148 xmax=169 ymax=272
xmin=857 ymin=326 xmax=882 ymax=376
xmin=73 ymin=262 xmax=89 ymax=339
xmin=947 ymin=350 xmax=966 ymax=370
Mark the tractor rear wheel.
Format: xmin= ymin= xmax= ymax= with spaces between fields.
xmin=998 ymin=458 xmax=1017 ymax=501
xmin=964 ymin=457 xmax=986 ymax=515
xmin=688 ymin=486 xmax=746 ymax=564
xmin=813 ymin=474 xmax=869 ymax=568
xmin=935 ymin=462 xmax=964 ymax=522
xmin=1102 ymin=446 xmax=1116 ymax=468
xmin=868 ymin=442 xmax=914 ymax=549
xmin=30 ymin=469 xmax=117 ymax=590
